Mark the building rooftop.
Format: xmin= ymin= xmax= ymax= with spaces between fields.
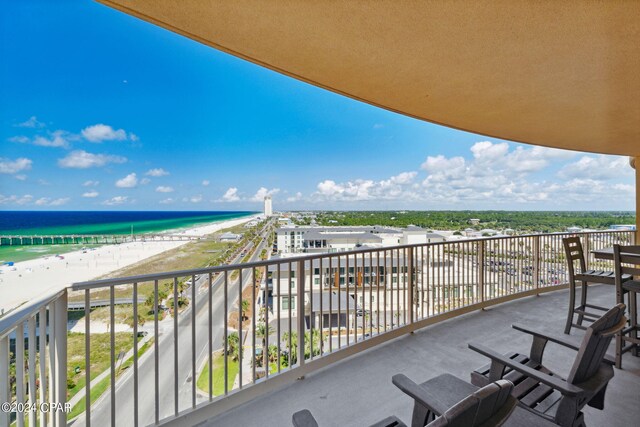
xmin=204 ymin=284 xmax=639 ymax=426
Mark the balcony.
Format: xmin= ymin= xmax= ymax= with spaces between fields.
xmin=0 ymin=230 xmax=636 ymax=427
xmin=206 ymin=283 xmax=640 ymax=427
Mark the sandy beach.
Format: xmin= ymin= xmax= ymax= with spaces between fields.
xmin=0 ymin=214 xmax=259 ymax=315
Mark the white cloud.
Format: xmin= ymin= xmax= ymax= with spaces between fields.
xmin=14 ymin=174 xmax=27 ymax=181
xmin=8 ymin=136 xmax=30 ymax=143
xmin=0 ymin=194 xmax=33 ymax=205
xmin=156 ymin=186 xmax=174 ymax=193
xmin=373 ymin=123 xmax=384 ymax=129
xmin=202 ymin=180 xmax=210 ymax=186
xmin=35 ymin=197 xmax=70 ymax=206
xmin=0 ymin=157 xmax=32 ymax=174
xmin=470 ymin=141 xmax=510 ymax=162
xmin=10 ymin=130 xmax=78 ymax=148
xmin=310 ymin=140 xmax=631 ymax=209
xmin=33 ymin=130 xmax=75 ymax=148
xmin=16 ymin=116 xmax=45 ymax=128
xmin=188 ymin=195 xmax=202 ymax=203
xmin=115 ymin=173 xmax=138 ymax=188
xmin=101 ymin=196 xmax=129 ymax=206
xmin=82 ymin=191 xmax=99 ymax=198
xmin=38 ymin=179 xmax=51 ymax=186
xmin=250 ymin=187 xmax=280 ymax=202
xmin=286 ymin=192 xmax=303 ymax=202
xmin=83 ymin=180 xmax=100 ymax=187
xmin=58 ymin=150 xmax=126 ymax=168
xmin=140 ymin=178 xmax=151 ymax=185
xmin=221 ymin=187 xmax=240 ymax=202
xmin=559 ymin=155 xmax=632 ymax=180
xmin=145 ymin=168 xmax=169 ymax=177
xmin=129 ymin=133 xmax=139 ymax=142
xmin=159 ymin=198 xmax=175 ymax=204
xmin=81 ymin=124 xmax=128 ymax=142
xmin=421 ymin=155 xmax=466 ymax=173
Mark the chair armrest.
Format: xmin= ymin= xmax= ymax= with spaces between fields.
xmin=512 ymin=324 xmax=580 ymax=351
xmin=392 ymin=374 xmax=443 ymax=411
xmin=468 ymin=343 xmax=584 ymax=397
xmin=292 ymin=409 xmax=319 ymax=427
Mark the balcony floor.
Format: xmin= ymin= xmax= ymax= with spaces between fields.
xmin=204 ymin=285 xmax=640 ymax=427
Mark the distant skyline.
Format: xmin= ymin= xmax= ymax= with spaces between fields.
xmin=0 ymin=1 xmax=635 ymax=211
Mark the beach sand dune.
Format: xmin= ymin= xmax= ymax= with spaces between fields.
xmin=0 ymin=215 xmax=259 ymax=314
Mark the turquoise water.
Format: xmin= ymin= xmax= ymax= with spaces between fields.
xmin=0 ymin=211 xmax=255 ymax=263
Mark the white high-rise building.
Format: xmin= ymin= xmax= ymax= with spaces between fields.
xmin=264 ymin=196 xmax=273 ymax=216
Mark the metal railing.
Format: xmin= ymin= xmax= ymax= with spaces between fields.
xmin=0 ymin=230 xmax=633 ymax=427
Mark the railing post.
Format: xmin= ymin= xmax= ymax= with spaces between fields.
xmin=583 ymin=233 xmax=591 ymax=270
xmin=407 ymin=247 xmax=414 ymax=325
xmin=297 ymin=260 xmax=305 ymax=369
xmin=533 ymin=235 xmax=541 ymax=295
xmin=0 ymin=334 xmax=9 ymax=427
xmin=53 ymin=290 xmax=67 ymax=427
xmin=477 ymin=241 xmax=485 ymax=304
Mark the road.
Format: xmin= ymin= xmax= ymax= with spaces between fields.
xmin=73 ymin=220 xmax=273 ymax=426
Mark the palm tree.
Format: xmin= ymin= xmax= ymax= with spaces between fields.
xmin=225 ymin=332 xmax=240 ymax=362
xmin=241 ymin=300 xmax=250 ymax=320
xmin=256 ymin=322 xmax=275 ymax=368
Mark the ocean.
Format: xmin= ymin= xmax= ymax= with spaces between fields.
xmin=0 ymin=211 xmax=255 ymax=263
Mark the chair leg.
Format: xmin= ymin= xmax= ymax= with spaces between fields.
xmin=576 ymin=281 xmax=588 ymax=327
xmin=615 ymin=331 xmax=622 ymax=369
xmin=630 ymin=292 xmax=639 ymax=357
xmin=587 ymin=384 xmax=607 ymax=410
xmin=565 ymin=279 xmax=576 ymax=334
xmin=412 ymin=403 xmax=434 ymax=427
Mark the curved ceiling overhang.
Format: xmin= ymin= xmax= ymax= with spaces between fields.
xmin=98 ymin=0 xmax=640 ymax=156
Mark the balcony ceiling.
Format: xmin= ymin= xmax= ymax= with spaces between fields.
xmin=99 ymin=1 xmax=640 ymax=156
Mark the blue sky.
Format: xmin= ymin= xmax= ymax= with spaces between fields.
xmin=0 ymin=1 xmax=635 ymax=211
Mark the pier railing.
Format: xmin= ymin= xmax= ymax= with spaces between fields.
xmin=0 ymin=234 xmax=200 ymax=246
xmin=0 ymin=230 xmax=634 ymax=426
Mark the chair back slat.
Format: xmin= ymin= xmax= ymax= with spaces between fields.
xmin=568 ymin=304 xmax=626 ymax=384
xmin=431 ymin=380 xmax=515 ymax=427
xmin=614 ymin=245 xmax=640 ymax=276
xmin=562 ymin=237 xmax=586 ymax=278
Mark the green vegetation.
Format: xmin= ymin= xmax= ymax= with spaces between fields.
xmin=66 ymin=331 xmax=138 ymax=400
xmin=309 ymin=211 xmax=635 ymax=233
xmin=68 ymin=337 xmax=154 ymax=420
xmin=196 ymin=352 xmax=239 ymax=396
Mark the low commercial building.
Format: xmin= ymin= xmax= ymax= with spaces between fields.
xmin=275 ymin=225 xmax=444 ymax=254
xmin=220 ymin=232 xmax=241 ymax=242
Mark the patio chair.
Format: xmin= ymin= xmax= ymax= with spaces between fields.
xmin=294 ymin=378 xmax=526 ymax=427
xmin=562 ymin=237 xmax=630 ymax=334
xmin=470 ymin=303 xmax=626 ymax=427
xmin=292 ymin=409 xmax=407 ymax=427
xmin=392 ymin=374 xmax=557 ymax=427
xmin=613 ymin=244 xmax=640 ymax=368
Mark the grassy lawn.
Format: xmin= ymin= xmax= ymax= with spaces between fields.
xmin=66 ymin=331 xmax=138 ymax=401
xmin=68 ymin=337 xmax=154 ymax=420
xmin=196 ymin=352 xmax=239 ymax=396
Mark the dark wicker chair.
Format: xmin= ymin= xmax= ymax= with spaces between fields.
xmin=613 ymin=244 xmax=640 ymax=368
xmin=562 ymin=237 xmax=630 ymax=334
xmin=470 ymin=304 xmax=626 ymax=427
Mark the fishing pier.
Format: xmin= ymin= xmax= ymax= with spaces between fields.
xmin=0 ymin=234 xmax=200 ymax=246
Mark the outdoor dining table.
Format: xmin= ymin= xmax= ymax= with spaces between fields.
xmin=592 ymin=247 xmax=640 ymax=263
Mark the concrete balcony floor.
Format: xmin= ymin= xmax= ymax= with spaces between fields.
xmin=205 ymin=285 xmax=640 ymax=427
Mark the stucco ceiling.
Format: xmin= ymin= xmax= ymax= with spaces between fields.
xmin=98 ymin=0 xmax=640 ymax=156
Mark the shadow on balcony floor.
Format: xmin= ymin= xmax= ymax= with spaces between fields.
xmin=204 ymin=285 xmax=640 ymax=427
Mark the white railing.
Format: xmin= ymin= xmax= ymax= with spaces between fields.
xmin=0 ymin=290 xmax=68 ymax=427
xmin=0 ymin=230 xmax=634 ymax=427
